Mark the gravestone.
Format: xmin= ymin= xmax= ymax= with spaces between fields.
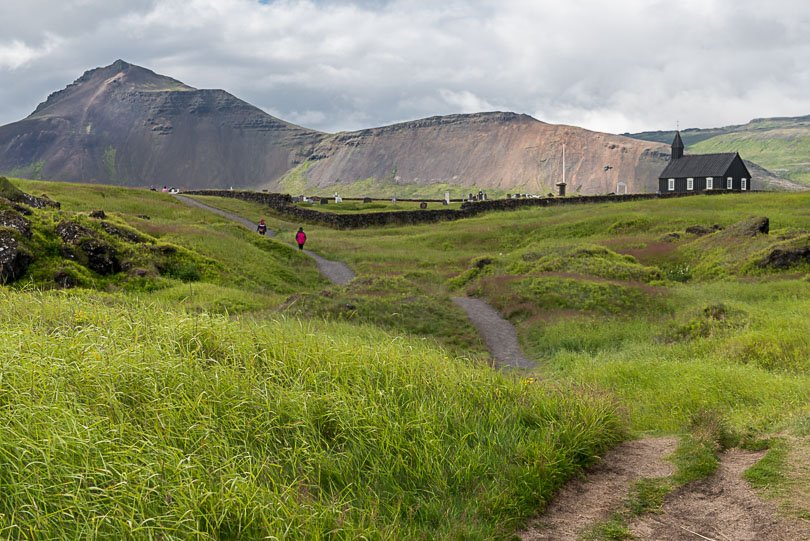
xmin=320 ymin=198 xmax=329 ymax=205
xmin=363 ymin=197 xmax=372 ymax=203
xmin=419 ymin=202 xmax=427 ymax=209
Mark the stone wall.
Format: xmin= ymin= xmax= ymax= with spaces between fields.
xmin=182 ymin=189 xmax=737 ymax=230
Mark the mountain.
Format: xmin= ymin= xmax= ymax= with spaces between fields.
xmin=0 ymin=61 xmax=797 ymax=194
xmin=0 ymin=60 xmax=323 ymax=188
xmin=274 ymin=112 xmax=673 ymax=196
xmin=626 ymin=116 xmax=810 ymax=189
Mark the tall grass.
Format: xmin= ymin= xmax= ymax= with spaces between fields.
xmin=0 ymin=289 xmax=622 ymax=539
xmin=186 ymin=191 xmax=810 ymax=436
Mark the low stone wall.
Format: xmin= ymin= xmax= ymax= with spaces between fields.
xmin=182 ymin=189 xmax=734 ymax=229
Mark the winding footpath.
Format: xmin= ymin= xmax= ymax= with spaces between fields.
xmin=174 ymin=194 xmax=355 ymax=285
xmin=177 ymin=193 xmax=807 ymax=540
xmin=175 ymin=194 xmax=531 ymax=365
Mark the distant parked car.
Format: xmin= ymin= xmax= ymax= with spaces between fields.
xmin=169 ymin=188 xmax=180 ymax=194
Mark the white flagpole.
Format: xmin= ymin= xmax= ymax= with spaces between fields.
xmin=563 ymin=143 xmax=566 ymax=185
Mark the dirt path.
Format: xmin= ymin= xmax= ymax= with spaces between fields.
xmin=520 ymin=437 xmax=678 ymax=541
xmin=174 ymin=194 xmax=355 ymax=285
xmin=451 ymin=297 xmax=534 ymax=369
xmin=174 ymin=195 xmax=273 ymax=235
xmin=630 ymin=448 xmax=810 ymax=541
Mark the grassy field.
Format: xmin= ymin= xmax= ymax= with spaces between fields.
xmin=0 ymin=289 xmax=621 ymax=539
xmin=193 ymin=190 xmax=810 ymax=432
xmin=691 ymin=131 xmax=810 ymax=186
xmin=2 ymin=178 xmax=809 ymax=538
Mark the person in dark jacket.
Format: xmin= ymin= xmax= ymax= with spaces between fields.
xmin=295 ymin=227 xmax=307 ymax=250
xmin=256 ymin=218 xmax=267 ymax=235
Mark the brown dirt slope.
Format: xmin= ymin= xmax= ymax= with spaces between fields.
xmin=298 ymin=112 xmax=671 ymax=196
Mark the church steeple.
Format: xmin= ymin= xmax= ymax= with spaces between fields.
xmin=671 ymin=131 xmax=684 ymax=160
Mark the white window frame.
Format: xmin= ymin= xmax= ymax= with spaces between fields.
xmin=706 ymin=177 xmax=713 ymax=190
xmin=741 ymin=178 xmax=747 ymax=191
xmin=668 ymin=178 xmax=675 ymax=191
xmin=686 ymin=177 xmax=694 ymax=191
xmin=727 ymin=177 xmax=733 ymax=189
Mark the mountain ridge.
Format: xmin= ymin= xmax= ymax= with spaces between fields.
xmin=0 ymin=60 xmax=798 ymax=193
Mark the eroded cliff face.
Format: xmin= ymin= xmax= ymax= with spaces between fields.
xmin=294 ymin=112 xmax=672 ymax=195
xmin=0 ymin=60 xmax=324 ymax=188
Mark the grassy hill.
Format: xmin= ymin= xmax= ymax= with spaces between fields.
xmin=1 ymin=177 xmax=809 ymax=538
xmin=628 ymin=116 xmax=810 ymax=188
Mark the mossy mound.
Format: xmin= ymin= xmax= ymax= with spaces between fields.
xmin=748 ymin=234 xmax=810 ymax=273
xmin=510 ymin=244 xmax=662 ymax=283
xmin=0 ymin=176 xmax=59 ymax=209
xmin=0 ymin=179 xmax=216 ymax=290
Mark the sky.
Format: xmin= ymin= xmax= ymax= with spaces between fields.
xmin=2 ymin=0 xmax=810 ymax=134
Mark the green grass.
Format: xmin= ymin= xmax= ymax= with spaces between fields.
xmin=0 ymin=288 xmax=622 ymax=539
xmin=193 ymin=190 xmax=810 ymax=437
xmin=3 ymin=180 xmax=810 ymax=536
xmin=8 ymin=179 xmax=325 ymax=310
xmin=745 ymin=438 xmax=788 ymax=489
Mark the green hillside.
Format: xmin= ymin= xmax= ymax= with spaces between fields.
xmin=628 ymin=116 xmax=810 ymax=188
xmin=1 ymin=177 xmax=809 ymax=538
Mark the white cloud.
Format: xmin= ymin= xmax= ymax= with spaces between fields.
xmin=0 ymin=35 xmax=61 ymax=69
xmin=438 ymin=89 xmax=498 ymax=114
xmin=1 ymin=0 xmax=810 ymax=133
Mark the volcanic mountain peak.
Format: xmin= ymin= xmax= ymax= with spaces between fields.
xmin=0 ymin=60 xmax=323 ymax=188
xmin=31 ymin=60 xmax=194 ymax=118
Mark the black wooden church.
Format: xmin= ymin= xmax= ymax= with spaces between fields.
xmin=658 ymin=132 xmax=752 ymax=193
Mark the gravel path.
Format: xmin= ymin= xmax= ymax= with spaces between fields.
xmin=174 ymin=194 xmax=355 ymax=285
xmin=304 ymin=250 xmax=355 ymax=285
xmin=451 ymin=297 xmax=534 ymax=369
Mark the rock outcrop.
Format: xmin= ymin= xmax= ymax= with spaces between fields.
xmin=57 ymin=220 xmax=122 ymax=275
xmin=0 ymin=230 xmax=32 ymax=283
xmin=756 ymin=235 xmax=810 ymax=270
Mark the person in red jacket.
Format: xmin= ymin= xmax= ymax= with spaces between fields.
xmin=295 ymin=227 xmax=307 ymax=250
xmin=256 ymin=218 xmax=267 ymax=235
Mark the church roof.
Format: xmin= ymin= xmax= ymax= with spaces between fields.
xmin=659 ymin=153 xmax=739 ymax=178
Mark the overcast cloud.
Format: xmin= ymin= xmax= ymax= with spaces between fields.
xmin=2 ymin=0 xmax=810 ymax=134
